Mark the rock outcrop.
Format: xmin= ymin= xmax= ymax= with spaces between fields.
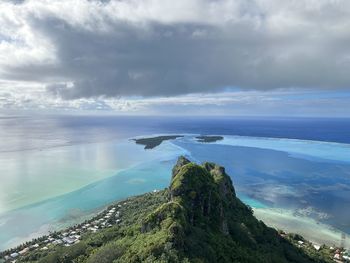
xmin=21 ymin=156 xmax=321 ymax=263
xmin=169 ymin=157 xmax=236 ymax=234
xmin=140 ymin=156 xmax=317 ymax=262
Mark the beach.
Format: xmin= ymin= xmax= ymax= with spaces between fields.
xmin=254 ymin=208 xmax=350 ymax=249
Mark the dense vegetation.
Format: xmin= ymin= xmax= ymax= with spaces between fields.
xmin=15 ymin=157 xmax=331 ymax=263
xmin=133 ymin=136 xmax=183 ymax=149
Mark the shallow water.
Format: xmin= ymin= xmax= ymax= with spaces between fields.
xmin=174 ymin=136 xmax=350 ymax=233
xmin=0 ymin=140 xmax=180 ymax=213
xmin=0 ymin=141 xmax=187 ymax=249
xmin=1 ymin=116 xmax=350 ymax=250
xmin=217 ymin=136 xmax=350 ymax=163
xmin=253 ymin=208 xmax=350 ymax=248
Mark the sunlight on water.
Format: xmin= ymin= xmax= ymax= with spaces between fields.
xmin=1 ymin=116 xmax=350 ymax=251
xmin=0 ymin=140 xmax=187 ymax=250
xmin=0 ymin=140 xmax=179 ymax=213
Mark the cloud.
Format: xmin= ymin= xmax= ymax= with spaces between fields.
xmin=1 ymin=80 xmax=349 ymax=117
xmin=0 ymin=0 xmax=350 ymax=100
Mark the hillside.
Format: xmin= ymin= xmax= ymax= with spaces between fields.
xmin=3 ymin=157 xmax=332 ymax=263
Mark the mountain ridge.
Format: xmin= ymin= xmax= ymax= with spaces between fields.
xmin=2 ymin=156 xmax=332 ymax=263
xmin=135 ymin=156 xmax=320 ymax=262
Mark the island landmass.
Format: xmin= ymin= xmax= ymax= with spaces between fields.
xmin=133 ymin=135 xmax=184 ymax=149
xmin=196 ymin=135 xmax=224 ymax=143
xmin=1 ymin=157 xmax=345 ymax=262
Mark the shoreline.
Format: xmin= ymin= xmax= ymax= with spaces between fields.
xmin=133 ymin=135 xmax=184 ymax=149
xmin=254 ymin=207 xmax=350 ymax=250
xmin=0 ymin=193 xmax=135 ymax=261
xmin=1 ymin=134 xmax=350 ymax=260
xmin=2 ymin=191 xmax=349 ymax=259
xmin=3 ymin=199 xmax=349 ymax=261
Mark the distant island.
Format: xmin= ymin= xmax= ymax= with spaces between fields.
xmin=195 ymin=135 xmax=224 ymax=143
xmin=133 ymin=135 xmax=183 ymax=149
xmin=1 ymin=157 xmax=342 ymax=263
xmin=133 ymin=135 xmax=224 ymax=150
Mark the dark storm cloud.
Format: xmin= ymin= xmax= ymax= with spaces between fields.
xmin=1 ymin=0 xmax=350 ymax=99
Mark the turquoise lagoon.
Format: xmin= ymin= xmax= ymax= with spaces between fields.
xmin=1 ymin=134 xmax=350 ymax=250
xmin=0 ymin=139 xmax=188 ymax=249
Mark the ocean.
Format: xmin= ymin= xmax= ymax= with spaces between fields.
xmin=0 ymin=115 xmax=349 ymax=250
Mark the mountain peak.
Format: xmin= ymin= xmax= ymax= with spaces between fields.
xmin=140 ymin=157 xmax=318 ymax=262
xmin=15 ymin=157 xmax=323 ymax=263
xmin=171 ymin=155 xmax=191 ymax=178
xmin=168 ymin=157 xmax=236 ymax=234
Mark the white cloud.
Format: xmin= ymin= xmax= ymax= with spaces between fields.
xmin=0 ymin=0 xmax=349 ymax=115
xmin=1 ymin=82 xmax=349 ymax=117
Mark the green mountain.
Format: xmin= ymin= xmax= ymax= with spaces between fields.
xmin=15 ymin=157 xmax=329 ymax=263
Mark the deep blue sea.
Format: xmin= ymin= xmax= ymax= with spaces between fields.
xmin=0 ymin=116 xmax=349 ymax=250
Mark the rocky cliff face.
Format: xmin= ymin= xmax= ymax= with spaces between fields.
xmin=17 ymin=156 xmax=322 ymax=263
xmin=142 ymin=156 xmax=239 ymax=244
xmin=169 ymin=157 xmax=236 ymax=235
xmin=140 ymin=156 xmax=317 ymax=262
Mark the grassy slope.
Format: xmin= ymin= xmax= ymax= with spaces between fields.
xmin=17 ymin=158 xmax=333 ymax=263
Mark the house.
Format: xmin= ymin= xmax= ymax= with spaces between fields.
xmin=19 ymin=247 xmax=29 ymax=255
xmin=52 ymin=239 xmax=63 ymax=245
xmin=313 ymin=244 xmax=321 ymax=251
xmin=10 ymin=252 xmax=19 ymax=258
xmin=88 ymin=227 xmax=98 ymax=233
xmin=63 ymin=237 xmax=75 ymax=244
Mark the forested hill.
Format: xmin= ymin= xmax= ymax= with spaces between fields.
xmin=12 ymin=157 xmax=331 ymax=263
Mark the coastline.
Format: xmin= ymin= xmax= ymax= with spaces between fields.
xmin=4 ymin=196 xmax=348 ymax=252
xmin=254 ymin=207 xmax=350 ymax=250
xmin=0 ymin=190 xmax=168 ymax=262
xmin=1 ymin=133 xmax=350 ymax=257
xmin=0 ymin=194 xmax=133 ymax=261
xmin=1 ymin=190 xmax=349 ymax=262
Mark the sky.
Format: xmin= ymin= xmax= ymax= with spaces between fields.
xmin=0 ymin=0 xmax=350 ymax=116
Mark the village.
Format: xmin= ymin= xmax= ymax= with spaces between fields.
xmin=280 ymin=231 xmax=350 ymax=263
xmin=0 ymin=200 xmax=127 ymax=263
xmin=1 ymin=191 xmax=350 ymax=263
